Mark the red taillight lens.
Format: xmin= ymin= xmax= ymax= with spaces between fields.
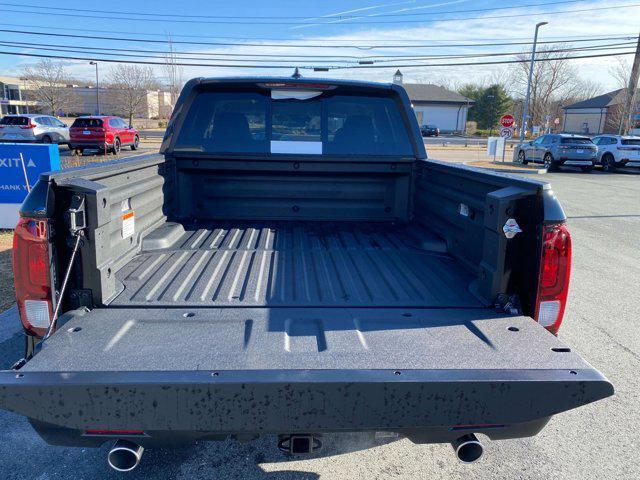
xmin=13 ymin=217 xmax=53 ymax=337
xmin=535 ymin=224 xmax=572 ymax=335
xmin=19 ymin=121 xmax=36 ymax=129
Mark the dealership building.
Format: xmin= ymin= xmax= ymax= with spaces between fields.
xmin=393 ymin=70 xmax=474 ymax=134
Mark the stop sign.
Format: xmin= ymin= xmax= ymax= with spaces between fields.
xmin=499 ymin=114 xmax=515 ymax=128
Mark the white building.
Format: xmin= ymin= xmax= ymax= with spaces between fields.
xmin=393 ymin=70 xmax=474 ymax=134
xmin=0 ymin=76 xmax=39 ymax=115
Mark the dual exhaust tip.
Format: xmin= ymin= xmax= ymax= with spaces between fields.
xmin=106 ymin=434 xmax=482 ymax=471
xmin=452 ymin=433 xmax=484 ymax=464
xmin=107 ymin=440 xmax=144 ymax=472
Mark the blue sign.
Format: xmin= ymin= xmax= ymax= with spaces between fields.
xmin=0 ymin=143 xmax=60 ymax=228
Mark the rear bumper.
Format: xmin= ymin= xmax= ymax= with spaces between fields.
xmin=69 ymin=139 xmax=111 ymax=149
xmin=559 ymin=159 xmax=595 ymax=166
xmin=0 ymin=367 xmax=613 ymax=447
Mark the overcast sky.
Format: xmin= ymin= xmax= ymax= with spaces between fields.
xmin=0 ymin=0 xmax=638 ymax=92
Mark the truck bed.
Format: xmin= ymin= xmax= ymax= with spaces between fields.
xmin=111 ymin=221 xmax=485 ymax=308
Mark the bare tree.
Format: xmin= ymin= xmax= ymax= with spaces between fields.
xmin=21 ymin=59 xmax=77 ymax=115
xmin=106 ymin=65 xmax=159 ymax=126
xmin=163 ymin=34 xmax=184 ymax=116
xmin=510 ymin=45 xmax=581 ymax=128
xmin=607 ymin=58 xmax=636 ymax=134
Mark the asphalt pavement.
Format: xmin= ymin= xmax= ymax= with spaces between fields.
xmin=0 ymin=167 xmax=638 ymax=479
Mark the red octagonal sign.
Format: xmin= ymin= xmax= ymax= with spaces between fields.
xmin=500 ymin=114 xmax=515 ymax=128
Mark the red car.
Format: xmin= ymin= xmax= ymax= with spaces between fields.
xmin=69 ymin=116 xmax=139 ymax=154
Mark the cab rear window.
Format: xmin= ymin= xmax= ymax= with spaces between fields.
xmin=0 ymin=116 xmax=28 ymax=126
xmin=72 ymin=119 xmax=103 ymax=128
xmin=174 ymin=90 xmax=414 ymax=156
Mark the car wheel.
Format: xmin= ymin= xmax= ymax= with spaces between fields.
xmin=601 ymin=153 xmax=616 ymax=172
xmin=112 ymin=138 xmax=121 ymax=155
xmin=518 ymin=150 xmax=528 ymax=164
xmin=543 ymin=153 xmax=557 ymax=171
xmin=581 ymin=166 xmax=594 ymax=173
xmin=130 ymin=135 xmax=139 ymax=150
xmin=41 ymin=135 xmax=52 ymax=144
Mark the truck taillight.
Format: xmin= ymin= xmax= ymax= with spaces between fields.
xmin=535 ymin=224 xmax=571 ymax=335
xmin=19 ymin=121 xmax=36 ymax=129
xmin=13 ymin=217 xmax=53 ymax=337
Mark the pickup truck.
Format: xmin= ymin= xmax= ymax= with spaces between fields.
xmin=0 ymin=77 xmax=612 ymax=472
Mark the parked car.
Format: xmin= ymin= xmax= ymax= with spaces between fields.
xmin=0 ymin=114 xmax=70 ymax=146
xmin=0 ymin=77 xmax=612 ymax=472
xmin=517 ymin=133 xmax=597 ymax=172
xmin=69 ymin=116 xmax=139 ymax=154
xmin=420 ymin=124 xmax=439 ymax=137
xmin=592 ymin=134 xmax=640 ymax=171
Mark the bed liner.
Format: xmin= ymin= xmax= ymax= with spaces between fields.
xmin=111 ymin=221 xmax=485 ymax=308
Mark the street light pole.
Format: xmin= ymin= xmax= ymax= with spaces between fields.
xmin=519 ymin=21 xmax=548 ymax=143
xmin=89 ymin=61 xmax=100 ymax=115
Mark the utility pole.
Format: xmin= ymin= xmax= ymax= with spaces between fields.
xmin=89 ymin=61 xmax=100 ymax=115
xmin=520 ymin=21 xmax=548 ymax=143
xmin=619 ymin=32 xmax=640 ymax=135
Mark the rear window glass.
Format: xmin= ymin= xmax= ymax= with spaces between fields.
xmin=621 ymin=138 xmax=640 ymax=146
xmin=173 ymin=90 xmax=414 ymax=156
xmin=561 ymin=137 xmax=593 ymax=145
xmin=0 ymin=116 xmax=28 ymax=126
xmin=72 ymin=118 xmax=103 ymax=128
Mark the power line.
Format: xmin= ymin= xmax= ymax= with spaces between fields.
xmin=0 ymin=3 xmax=638 ymax=25
xmin=0 ymin=40 xmax=633 ymax=65
xmin=0 ymin=0 xmax=590 ymax=20
xmin=0 ymin=48 xmax=633 ymax=69
xmin=0 ymin=39 xmax=634 ymax=61
xmin=0 ymin=27 xmax=636 ymax=50
xmin=0 ymin=21 xmax=635 ymax=43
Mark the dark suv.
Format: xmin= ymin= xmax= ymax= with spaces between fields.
xmin=517 ymin=134 xmax=597 ymax=172
xmin=420 ymin=125 xmax=439 ymax=137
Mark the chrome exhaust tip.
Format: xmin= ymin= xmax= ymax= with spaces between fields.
xmin=451 ymin=434 xmax=484 ymax=464
xmin=107 ymin=439 xmax=144 ymax=472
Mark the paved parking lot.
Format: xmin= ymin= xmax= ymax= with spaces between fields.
xmin=0 ymin=166 xmax=638 ymax=479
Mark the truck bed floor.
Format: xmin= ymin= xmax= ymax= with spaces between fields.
xmin=111 ymin=222 xmax=484 ymax=308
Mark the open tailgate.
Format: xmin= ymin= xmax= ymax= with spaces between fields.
xmin=0 ymin=307 xmax=612 ymax=442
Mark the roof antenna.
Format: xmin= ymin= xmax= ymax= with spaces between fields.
xmin=292 ymin=67 xmax=302 ymax=79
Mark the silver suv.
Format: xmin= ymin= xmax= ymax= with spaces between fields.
xmin=517 ymin=134 xmax=597 ymax=172
xmin=0 ymin=114 xmax=70 ymax=147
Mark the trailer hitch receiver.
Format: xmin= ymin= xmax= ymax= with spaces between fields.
xmin=278 ymin=434 xmax=323 ymax=454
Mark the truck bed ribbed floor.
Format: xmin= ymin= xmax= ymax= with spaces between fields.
xmin=111 ymin=222 xmax=484 ymax=308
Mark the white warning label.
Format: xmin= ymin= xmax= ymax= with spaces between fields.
xmin=122 ymin=211 xmax=135 ymax=239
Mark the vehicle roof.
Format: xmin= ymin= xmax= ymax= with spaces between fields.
xmin=593 ymin=134 xmax=640 ymax=139
xmin=2 ymin=113 xmax=48 ymax=117
xmin=192 ymin=76 xmax=397 ymax=90
xmin=75 ymin=115 xmax=118 ymax=119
